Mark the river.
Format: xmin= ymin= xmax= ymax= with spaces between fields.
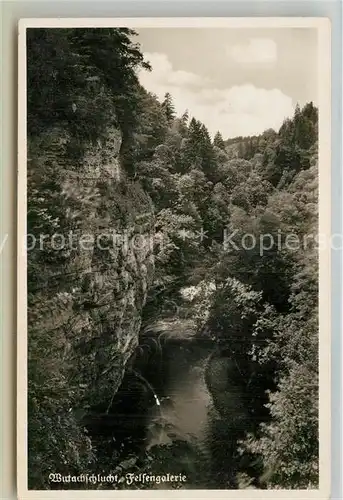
xmin=86 ymin=320 xmax=257 ymax=490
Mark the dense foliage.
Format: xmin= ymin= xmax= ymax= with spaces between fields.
xmin=27 ymin=28 xmax=319 ymax=490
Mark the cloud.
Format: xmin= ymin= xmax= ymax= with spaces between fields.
xmin=141 ymin=52 xmax=210 ymax=88
xmin=138 ymin=52 xmax=294 ymax=139
xmin=228 ymin=38 xmax=278 ymax=65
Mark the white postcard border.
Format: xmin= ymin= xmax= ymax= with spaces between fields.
xmin=17 ymin=16 xmax=332 ymax=500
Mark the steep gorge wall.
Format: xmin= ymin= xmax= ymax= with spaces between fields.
xmin=28 ymin=124 xmax=155 ymax=482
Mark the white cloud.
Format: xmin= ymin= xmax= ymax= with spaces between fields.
xmin=142 ymin=52 xmax=210 ymax=88
xmin=138 ymin=52 xmax=294 ymax=139
xmin=228 ymin=38 xmax=278 ymax=65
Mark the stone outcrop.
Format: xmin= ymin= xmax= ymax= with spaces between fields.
xmin=28 ymin=125 xmax=155 ymax=410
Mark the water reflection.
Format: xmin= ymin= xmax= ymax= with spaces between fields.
xmin=84 ymin=322 xmax=258 ymax=489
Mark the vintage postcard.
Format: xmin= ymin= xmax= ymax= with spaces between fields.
xmin=18 ymin=17 xmax=331 ymax=499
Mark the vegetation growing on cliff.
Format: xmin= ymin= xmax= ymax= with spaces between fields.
xmin=27 ymin=28 xmax=319 ymax=490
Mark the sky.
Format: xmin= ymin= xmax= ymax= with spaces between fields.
xmin=135 ymin=28 xmax=318 ymax=139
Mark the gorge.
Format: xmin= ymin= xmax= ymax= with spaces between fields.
xmin=27 ymin=27 xmax=319 ymax=490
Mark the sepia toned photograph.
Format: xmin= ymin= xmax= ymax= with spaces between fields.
xmin=17 ymin=18 xmax=331 ymax=497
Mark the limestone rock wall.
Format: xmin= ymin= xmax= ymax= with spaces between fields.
xmin=27 ymin=125 xmax=155 ymax=412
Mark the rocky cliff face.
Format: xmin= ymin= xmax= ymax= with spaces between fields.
xmin=28 ymin=125 xmax=155 ymax=415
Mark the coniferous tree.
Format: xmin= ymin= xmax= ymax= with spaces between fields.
xmin=199 ymin=123 xmax=218 ymax=181
xmin=181 ymin=109 xmax=189 ymax=126
xmin=213 ymin=131 xmax=226 ymax=150
xmin=162 ymin=92 xmax=176 ymax=124
xmin=179 ymin=117 xmax=202 ymax=172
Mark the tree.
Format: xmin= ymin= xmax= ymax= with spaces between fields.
xmin=231 ymin=171 xmax=274 ymax=212
xmin=181 ymin=109 xmax=189 ymax=126
xmin=199 ymin=124 xmax=218 ymax=182
xmin=131 ymin=89 xmax=169 ymax=164
xmin=213 ymin=131 xmax=226 ymax=150
xmin=162 ymin=92 xmax=176 ymax=124
xmin=178 ymin=117 xmax=202 ymax=173
xmin=27 ymin=28 xmax=150 ymax=148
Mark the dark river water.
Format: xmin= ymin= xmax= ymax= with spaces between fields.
xmin=85 ymin=322 xmax=257 ymax=490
